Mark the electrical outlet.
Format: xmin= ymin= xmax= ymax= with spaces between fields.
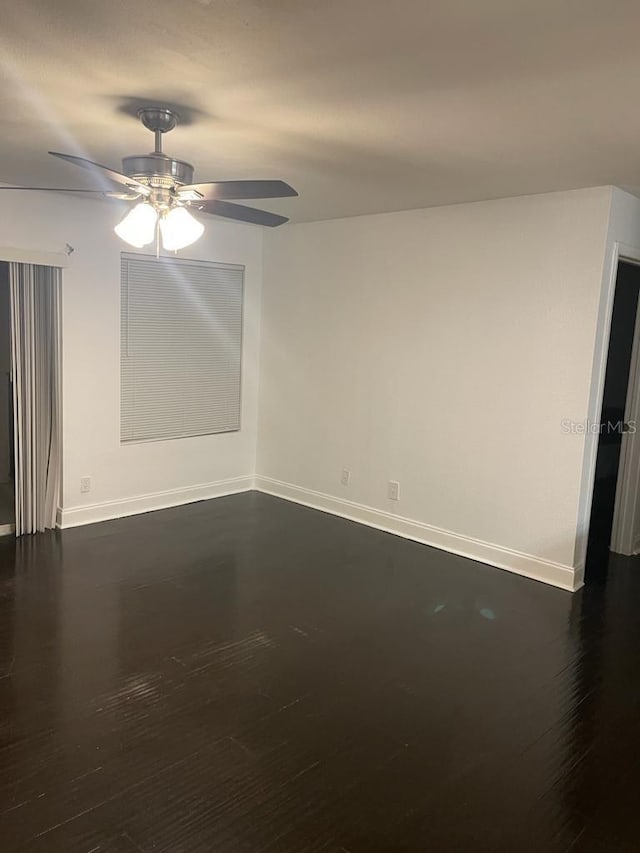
xmin=80 ymin=476 xmax=91 ymax=494
xmin=341 ymin=468 xmax=352 ymax=487
xmin=388 ymin=480 xmax=400 ymax=501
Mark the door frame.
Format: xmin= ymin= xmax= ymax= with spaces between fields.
xmin=610 ymin=286 xmax=640 ymax=555
xmin=575 ymin=241 xmax=640 ymax=575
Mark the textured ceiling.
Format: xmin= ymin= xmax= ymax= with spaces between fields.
xmin=1 ymin=0 xmax=640 ymax=222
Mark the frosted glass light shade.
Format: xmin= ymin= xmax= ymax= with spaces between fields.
xmin=160 ymin=207 xmax=205 ymax=251
xmin=114 ymin=203 xmax=158 ymax=248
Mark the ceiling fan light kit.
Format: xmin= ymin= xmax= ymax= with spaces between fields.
xmin=2 ymin=106 xmax=298 ymax=252
xmin=158 ymin=206 xmax=204 ymax=251
xmin=114 ymin=202 xmax=157 ymax=248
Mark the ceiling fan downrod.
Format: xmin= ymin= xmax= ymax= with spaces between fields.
xmin=137 ymin=107 xmax=179 ymax=155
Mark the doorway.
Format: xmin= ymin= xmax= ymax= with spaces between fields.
xmin=585 ymin=260 xmax=640 ymax=582
xmin=0 ymin=262 xmax=14 ymax=535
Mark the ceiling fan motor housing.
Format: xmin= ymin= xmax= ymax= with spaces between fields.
xmin=121 ymin=155 xmax=194 ymax=209
xmin=122 ymin=154 xmax=194 ymax=187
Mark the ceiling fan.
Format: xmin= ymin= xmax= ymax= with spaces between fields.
xmin=0 ymin=107 xmax=298 ymax=251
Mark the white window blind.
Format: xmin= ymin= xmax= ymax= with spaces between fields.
xmin=121 ymin=253 xmax=243 ymax=443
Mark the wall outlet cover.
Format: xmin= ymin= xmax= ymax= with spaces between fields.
xmin=388 ymin=480 xmax=400 ymax=501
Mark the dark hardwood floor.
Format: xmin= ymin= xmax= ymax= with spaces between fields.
xmin=0 ymin=491 xmax=638 ymax=852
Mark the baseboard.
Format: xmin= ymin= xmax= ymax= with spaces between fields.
xmin=57 ymin=472 xmax=582 ymax=591
xmin=254 ymin=476 xmax=581 ymax=592
xmin=57 ymin=476 xmax=254 ymax=529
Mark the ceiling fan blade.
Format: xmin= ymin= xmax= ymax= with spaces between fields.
xmin=0 ymin=186 xmax=105 ymax=193
xmin=179 ymin=180 xmax=298 ymax=201
xmin=49 ymin=152 xmax=151 ymax=196
xmin=0 ymin=186 xmax=139 ymax=200
xmin=189 ymin=199 xmax=289 ymax=227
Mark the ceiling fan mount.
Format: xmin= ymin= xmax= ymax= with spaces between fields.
xmin=137 ymin=106 xmax=180 ymax=135
xmin=0 ymin=104 xmax=298 ymax=250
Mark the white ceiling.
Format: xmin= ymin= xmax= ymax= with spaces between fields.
xmin=2 ymin=0 xmax=640 ymax=222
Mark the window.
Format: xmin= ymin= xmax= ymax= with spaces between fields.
xmin=120 ymin=253 xmax=243 ymax=443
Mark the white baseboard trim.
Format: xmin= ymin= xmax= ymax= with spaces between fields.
xmin=57 ymin=476 xmax=254 ymax=529
xmin=254 ymin=476 xmax=581 ymax=592
xmin=0 ymin=522 xmax=15 ymax=537
xmin=56 ymin=472 xmax=582 ymax=591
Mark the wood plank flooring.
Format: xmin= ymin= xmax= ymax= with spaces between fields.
xmin=0 ymin=491 xmax=638 ymax=852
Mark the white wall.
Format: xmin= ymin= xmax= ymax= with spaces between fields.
xmin=0 ymin=191 xmax=262 ymax=525
xmin=257 ymin=188 xmax=615 ymax=590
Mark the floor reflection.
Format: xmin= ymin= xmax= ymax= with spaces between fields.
xmin=560 ymin=553 xmax=640 ymax=848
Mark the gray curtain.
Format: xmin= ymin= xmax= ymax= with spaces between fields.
xmin=9 ymin=263 xmax=61 ymax=535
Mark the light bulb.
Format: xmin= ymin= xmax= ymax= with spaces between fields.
xmin=159 ymin=207 xmax=204 ymax=252
xmin=114 ymin=203 xmax=158 ymax=248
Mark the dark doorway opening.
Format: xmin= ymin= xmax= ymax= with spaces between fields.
xmin=585 ymin=261 xmax=640 ymax=583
